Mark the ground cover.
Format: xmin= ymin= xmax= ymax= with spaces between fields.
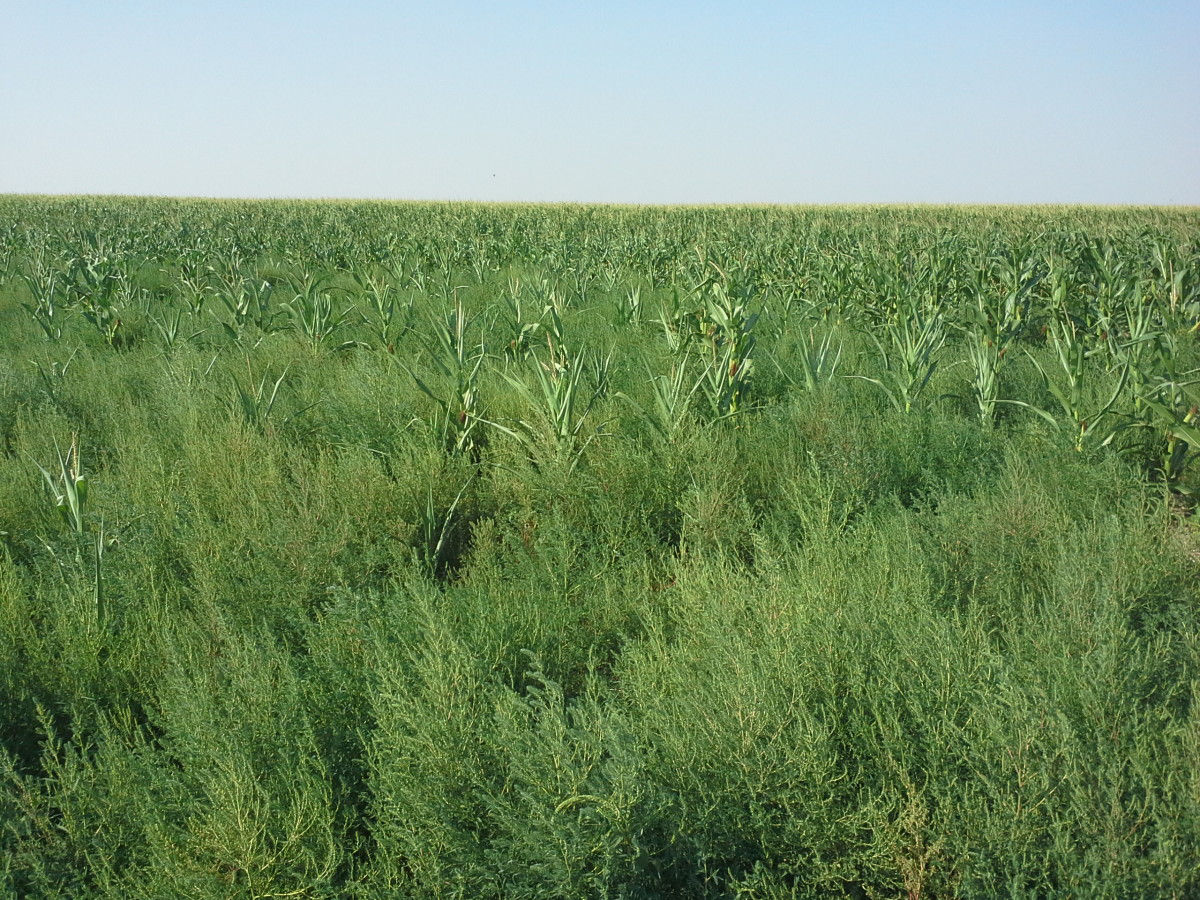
xmin=0 ymin=198 xmax=1198 ymax=897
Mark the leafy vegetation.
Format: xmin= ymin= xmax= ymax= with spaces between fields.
xmin=0 ymin=197 xmax=1198 ymax=897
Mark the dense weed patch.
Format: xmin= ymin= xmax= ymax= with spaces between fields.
xmin=1 ymin=199 xmax=1198 ymax=897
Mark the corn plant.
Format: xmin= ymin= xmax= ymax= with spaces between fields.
xmin=694 ymin=282 xmax=758 ymax=419
xmin=32 ymin=434 xmax=88 ymax=537
xmin=63 ymin=253 xmax=123 ymax=345
xmin=211 ymin=271 xmax=276 ymax=340
xmin=20 ymin=252 xmax=63 ymax=340
xmin=1085 ymin=240 xmax=1137 ymax=327
xmin=30 ymin=434 xmax=112 ymax=629
xmin=540 ymin=300 xmax=569 ymax=350
xmin=430 ymin=242 xmax=460 ymax=300
xmin=284 ymin=272 xmax=358 ymax=348
xmin=90 ymin=519 xmax=111 ymax=630
xmin=405 ymin=296 xmax=486 ymax=455
xmin=230 ymin=362 xmax=316 ymax=434
xmin=416 ymin=474 xmax=475 ymax=579
xmin=467 ymin=240 xmax=491 ymax=285
xmin=1146 ymin=389 xmax=1200 ymax=496
xmin=1149 ymin=241 xmax=1184 ymax=318
xmin=32 ymin=350 xmax=77 ymax=404
xmin=769 ymin=323 xmax=842 ymax=393
xmin=598 ymin=259 xmax=623 ymax=294
xmin=1138 ymin=376 xmax=1200 ymax=495
xmin=638 ymin=353 xmax=704 ymax=443
xmin=494 ymin=287 xmax=542 ymax=363
xmin=530 ymin=276 xmax=567 ymax=321
xmin=615 ymin=285 xmax=643 ymax=326
xmin=698 ymin=342 xmax=753 ymax=420
xmin=151 ymin=304 xmax=205 ymax=351
xmin=353 ymin=268 xmax=410 ymax=353
xmin=232 ymin=365 xmax=288 ymax=431
xmin=562 ymin=263 xmax=595 ymax=305
xmin=762 ymin=287 xmax=815 ymax=339
xmin=850 ymin=305 xmax=947 ymax=414
xmin=493 ymin=343 xmax=610 ymax=472
xmin=1123 ymin=332 xmax=1200 ymax=493
xmin=960 ymin=276 xmax=1028 ymax=426
xmin=1004 ymin=318 xmax=1130 ymax=451
xmin=177 ymin=253 xmax=213 ymax=315
xmin=1105 ymin=291 xmax=1169 ymax=422
xmin=962 ymin=331 xmax=1006 ymax=426
xmin=406 ymin=257 xmax=430 ymax=295
xmin=654 ymin=286 xmax=697 ymax=356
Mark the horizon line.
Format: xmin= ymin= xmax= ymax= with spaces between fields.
xmin=3 ymin=193 xmax=1198 ymax=211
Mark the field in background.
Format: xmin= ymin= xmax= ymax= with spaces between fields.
xmin=1 ymin=198 xmax=1198 ymax=897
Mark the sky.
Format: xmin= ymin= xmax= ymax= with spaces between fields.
xmin=2 ymin=1 xmax=1198 ymax=204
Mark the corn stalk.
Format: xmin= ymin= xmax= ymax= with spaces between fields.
xmin=1003 ymin=318 xmax=1129 ymax=451
xmin=850 ymin=306 xmax=947 ymax=414
xmin=404 ymin=295 xmax=486 ymax=455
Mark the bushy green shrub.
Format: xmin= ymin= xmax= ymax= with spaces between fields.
xmin=1 ymin=199 xmax=1198 ymax=897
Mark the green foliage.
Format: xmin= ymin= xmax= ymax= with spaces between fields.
xmin=493 ymin=342 xmax=610 ymax=473
xmin=31 ymin=434 xmax=88 ymax=537
xmin=405 ymin=294 xmax=486 ymax=455
xmin=1011 ymin=317 xmax=1132 ymax=450
xmin=283 ymin=271 xmax=357 ymax=348
xmin=851 ymin=303 xmax=948 ymax=414
xmin=0 ymin=198 xmax=1199 ymax=897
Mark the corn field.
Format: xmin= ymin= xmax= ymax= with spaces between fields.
xmin=0 ymin=197 xmax=1198 ymax=897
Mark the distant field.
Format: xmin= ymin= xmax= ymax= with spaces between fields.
xmin=1 ymin=198 xmax=1198 ymax=897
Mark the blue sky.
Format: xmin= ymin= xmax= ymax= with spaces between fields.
xmin=2 ymin=1 xmax=1197 ymax=203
